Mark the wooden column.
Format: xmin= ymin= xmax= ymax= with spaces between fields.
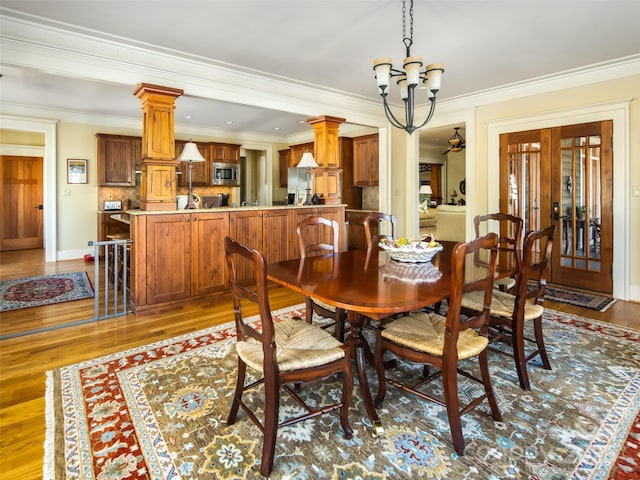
xmin=133 ymin=83 xmax=184 ymax=211
xmin=307 ymin=115 xmax=345 ymax=205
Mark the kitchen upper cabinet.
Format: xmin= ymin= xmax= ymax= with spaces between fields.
xmin=352 ymin=133 xmax=379 ymax=187
xmin=278 ymin=149 xmax=291 ymax=188
xmin=135 ymin=211 xmax=229 ymax=306
xmin=97 ymin=134 xmax=138 ymax=186
xmin=290 ymin=142 xmax=314 ymax=168
xmin=339 ymin=137 xmax=362 ymax=209
xmin=176 ymin=140 xmax=210 ymax=187
xmin=212 ymin=143 xmax=241 ymax=164
xmin=229 ymin=209 xmax=291 ymax=283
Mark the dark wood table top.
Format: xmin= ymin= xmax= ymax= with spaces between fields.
xmin=268 ymin=242 xmax=450 ymax=320
xmin=267 ymin=241 xmax=518 ymax=320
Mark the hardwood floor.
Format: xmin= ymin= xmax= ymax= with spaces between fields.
xmin=1 ymin=249 xmax=638 ymax=479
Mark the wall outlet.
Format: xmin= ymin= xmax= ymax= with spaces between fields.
xmin=62 ymin=188 xmax=71 ymax=197
xmin=632 ymin=185 xmax=640 ymax=197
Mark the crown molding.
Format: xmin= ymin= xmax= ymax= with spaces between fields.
xmin=0 ymin=12 xmax=386 ymax=129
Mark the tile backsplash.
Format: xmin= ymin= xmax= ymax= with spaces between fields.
xmin=98 ymin=186 xmax=236 ymax=210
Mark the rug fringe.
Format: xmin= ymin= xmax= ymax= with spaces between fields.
xmin=43 ymin=371 xmax=54 ymax=480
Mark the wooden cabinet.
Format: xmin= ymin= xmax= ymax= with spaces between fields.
xmin=134 ymin=211 xmax=229 ymax=306
xmin=313 ymin=170 xmax=342 ymax=205
xmin=290 ymin=142 xmax=314 ymax=168
xmin=229 ymin=209 xmax=291 ymax=283
xmin=429 ymin=164 xmax=442 ymax=205
xmin=278 ymin=149 xmax=291 ymax=188
xmin=176 ymin=140 xmax=210 ymax=187
xmin=129 ymin=206 xmax=344 ymax=310
xmin=290 ymin=206 xmax=345 ymax=257
xmin=97 ymin=134 xmax=138 ymax=186
xmin=190 ymin=211 xmax=230 ymax=296
xmin=339 ymin=137 xmax=362 ymax=209
xmin=352 ymin=134 xmax=379 ymax=187
xmin=212 ymin=143 xmax=241 ymax=164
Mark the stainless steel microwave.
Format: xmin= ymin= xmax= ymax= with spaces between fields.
xmin=212 ymin=162 xmax=240 ymax=186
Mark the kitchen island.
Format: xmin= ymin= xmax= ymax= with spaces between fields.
xmin=126 ymin=204 xmax=345 ymax=313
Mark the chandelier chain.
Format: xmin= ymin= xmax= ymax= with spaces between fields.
xmin=373 ymin=0 xmax=443 ymax=134
xmin=402 ymin=0 xmax=414 ymax=53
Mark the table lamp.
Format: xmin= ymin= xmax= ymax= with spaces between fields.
xmin=177 ymin=140 xmax=206 ymax=209
xmin=419 ymin=184 xmax=432 ymax=205
xmin=296 ymin=151 xmax=319 ymax=205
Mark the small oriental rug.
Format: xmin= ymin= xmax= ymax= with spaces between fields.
xmin=45 ymin=305 xmax=640 ymax=479
xmin=0 ymin=271 xmax=94 ymax=312
xmin=545 ymin=285 xmax=616 ymax=312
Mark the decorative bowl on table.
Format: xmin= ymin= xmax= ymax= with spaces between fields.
xmin=378 ymin=238 xmax=443 ymax=263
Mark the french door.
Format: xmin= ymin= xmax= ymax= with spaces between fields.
xmin=499 ymin=121 xmax=613 ymax=294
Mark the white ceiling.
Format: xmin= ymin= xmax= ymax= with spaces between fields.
xmin=1 ymin=1 xmax=639 ymax=148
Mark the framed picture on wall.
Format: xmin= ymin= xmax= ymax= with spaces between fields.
xmin=67 ymin=158 xmax=87 ymax=184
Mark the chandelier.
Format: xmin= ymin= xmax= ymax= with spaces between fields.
xmin=373 ymin=0 xmax=444 ymax=134
xmin=442 ymin=127 xmax=465 ymax=154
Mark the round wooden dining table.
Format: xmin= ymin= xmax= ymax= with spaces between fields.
xmin=266 ymin=243 xmax=456 ymax=433
xmin=267 ymin=241 xmax=517 ymax=435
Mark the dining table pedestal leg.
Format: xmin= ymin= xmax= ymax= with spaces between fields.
xmin=346 ymin=311 xmax=384 ymax=437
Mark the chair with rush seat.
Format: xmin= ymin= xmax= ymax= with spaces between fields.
xmin=224 ymin=236 xmax=353 ymax=477
xmin=373 ymin=233 xmax=501 ymax=456
xmin=461 ymin=224 xmax=556 ymax=390
xmin=296 ymin=215 xmax=349 ymax=341
xmin=474 ymin=212 xmax=523 ymax=293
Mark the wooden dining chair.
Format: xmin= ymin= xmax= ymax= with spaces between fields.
xmin=363 ymin=211 xmax=398 ymax=254
xmin=224 ymin=236 xmax=353 ymax=477
xmin=461 ymin=224 xmax=556 ymax=390
xmin=373 ymin=233 xmax=501 ymax=456
xmin=474 ymin=213 xmax=523 ymax=293
xmin=296 ymin=216 xmax=348 ymax=341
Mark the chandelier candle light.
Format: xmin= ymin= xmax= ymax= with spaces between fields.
xmin=177 ymin=140 xmax=205 ymax=209
xmin=373 ymin=0 xmax=444 ymax=134
xmin=296 ymin=151 xmax=319 ymax=205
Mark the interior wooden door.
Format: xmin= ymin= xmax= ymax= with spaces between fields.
xmin=499 ymin=129 xmax=551 ymax=236
xmin=1 ymin=155 xmax=44 ymax=251
xmin=500 ymin=121 xmax=613 ymax=294
xmin=549 ymin=121 xmax=613 ymax=293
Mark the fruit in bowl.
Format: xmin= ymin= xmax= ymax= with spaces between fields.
xmin=378 ymin=237 xmax=443 ymax=263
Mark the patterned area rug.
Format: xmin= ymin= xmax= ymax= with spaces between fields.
xmin=544 ymin=285 xmax=616 ymax=312
xmin=0 ymin=272 xmax=94 ymax=312
xmin=45 ymin=305 xmax=640 ymax=479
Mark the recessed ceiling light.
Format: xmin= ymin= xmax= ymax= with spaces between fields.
xmin=298 ymin=120 xmax=305 ymax=124
xmin=273 ymin=127 xmax=280 ymax=131
xmin=185 ymin=115 xmax=192 ymax=119
xmin=226 ymin=120 xmax=234 ymax=125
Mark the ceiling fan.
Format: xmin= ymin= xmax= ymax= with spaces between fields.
xmin=442 ymin=127 xmax=465 ymax=155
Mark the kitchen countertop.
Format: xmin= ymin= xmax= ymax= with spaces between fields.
xmin=122 ymin=204 xmax=347 ymax=215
